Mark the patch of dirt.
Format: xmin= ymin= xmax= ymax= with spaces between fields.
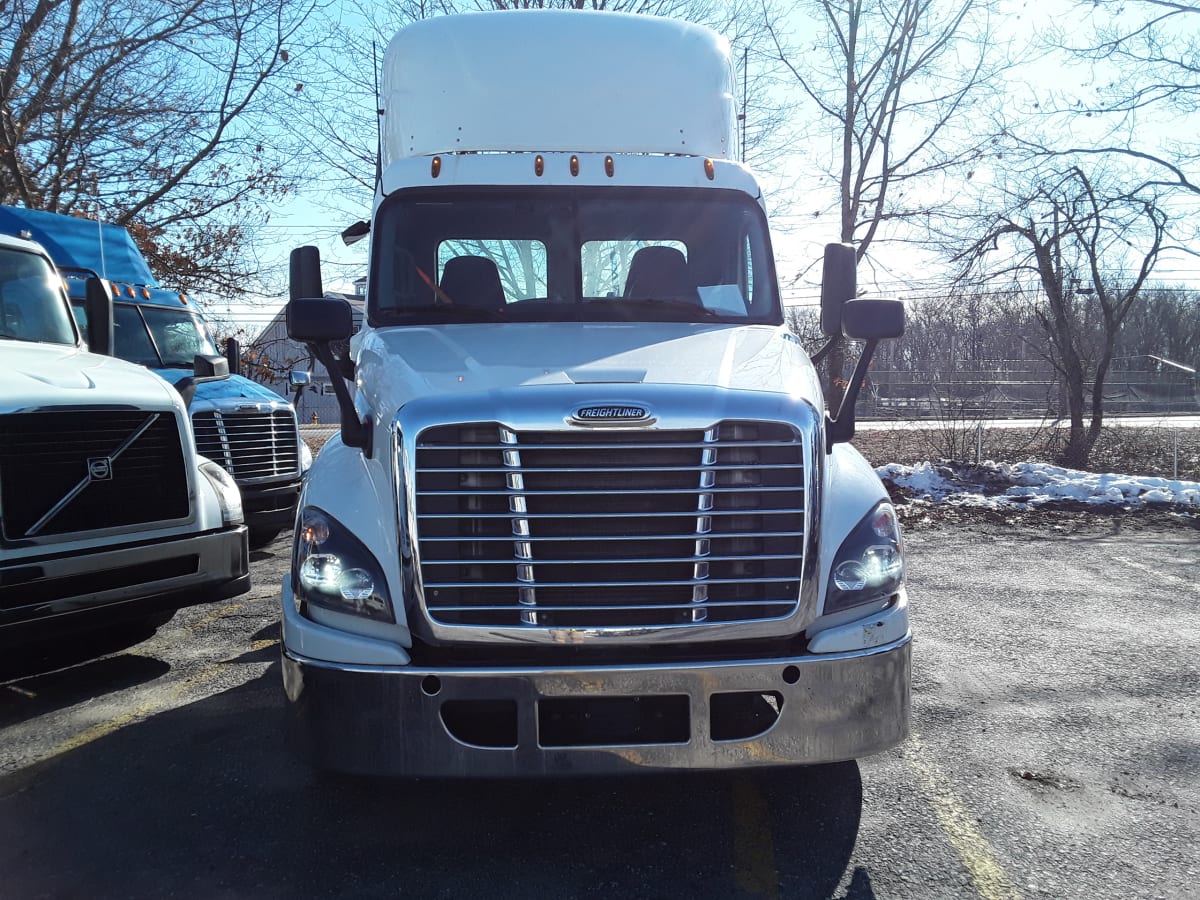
xmin=884 ymin=478 xmax=1199 ymax=533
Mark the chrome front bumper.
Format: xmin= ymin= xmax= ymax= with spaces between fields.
xmin=282 ymin=635 xmax=910 ymax=777
xmin=0 ymin=526 xmax=250 ymax=643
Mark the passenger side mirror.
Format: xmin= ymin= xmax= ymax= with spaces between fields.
xmin=819 ymin=243 xmax=857 ymax=337
xmin=83 ymin=277 xmax=113 ymax=356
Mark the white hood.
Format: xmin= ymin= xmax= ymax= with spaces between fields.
xmin=0 ymin=342 xmax=182 ymax=413
xmin=354 ymin=322 xmax=823 ymax=415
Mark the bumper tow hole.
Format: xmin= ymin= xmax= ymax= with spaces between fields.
xmin=710 ymin=691 xmax=784 ymax=741
xmin=440 ymin=699 xmax=518 ymax=748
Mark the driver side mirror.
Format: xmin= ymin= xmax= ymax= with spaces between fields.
xmin=287 ymin=246 xmax=369 ymax=453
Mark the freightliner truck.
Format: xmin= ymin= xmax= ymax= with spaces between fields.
xmin=0 ymin=206 xmax=310 ymax=548
xmin=0 ymin=230 xmax=249 ymax=646
xmin=282 ymin=11 xmax=909 ymax=776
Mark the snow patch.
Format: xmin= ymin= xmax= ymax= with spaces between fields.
xmin=877 ymin=461 xmax=1200 ymax=511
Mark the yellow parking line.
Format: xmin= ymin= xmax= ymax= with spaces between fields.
xmin=39 ymin=665 xmax=226 ymax=764
xmin=907 ymin=733 xmax=1021 ymax=900
xmin=186 ymin=602 xmax=245 ymax=632
xmin=732 ymin=775 xmax=780 ymax=899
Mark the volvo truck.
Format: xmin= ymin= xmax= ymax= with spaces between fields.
xmin=282 ymin=11 xmax=909 ymax=776
xmin=0 ymin=230 xmax=249 ymax=646
xmin=0 ymin=206 xmax=310 ymax=548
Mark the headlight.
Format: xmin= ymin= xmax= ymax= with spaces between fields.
xmin=198 ymin=459 xmax=244 ymax=527
xmin=300 ymin=441 xmax=313 ymax=472
xmin=826 ymin=502 xmax=904 ymax=614
xmin=293 ymin=507 xmax=393 ymax=622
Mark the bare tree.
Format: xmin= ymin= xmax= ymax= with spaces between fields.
xmin=1046 ymin=2 xmax=1200 ymax=197
xmin=766 ymin=0 xmax=1009 ymax=404
xmin=953 ymin=165 xmax=1172 ymax=467
xmin=0 ymin=0 xmax=320 ymax=294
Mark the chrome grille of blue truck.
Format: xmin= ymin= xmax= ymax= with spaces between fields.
xmin=415 ymin=421 xmax=806 ymax=629
xmin=192 ymin=410 xmax=300 ymax=482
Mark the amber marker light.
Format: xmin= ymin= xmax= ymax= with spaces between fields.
xmin=605 ymin=156 xmax=615 ymax=177
xmin=534 ymin=155 xmax=545 ymax=176
xmin=179 ymin=293 xmax=189 ymax=304
xmin=570 ymin=155 xmax=580 ymax=176
xmin=141 ymin=287 xmax=151 ymax=299
xmin=704 ymin=158 xmax=715 ymax=181
xmin=125 ymin=285 xmax=135 ymax=298
xmin=430 ymin=156 xmax=442 ymax=178
xmin=110 ymin=284 xmax=120 ymax=298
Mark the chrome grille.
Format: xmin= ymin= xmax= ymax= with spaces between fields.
xmin=0 ymin=411 xmax=189 ymax=541
xmin=192 ymin=410 xmax=300 ymax=482
xmin=415 ymin=421 xmax=806 ymax=629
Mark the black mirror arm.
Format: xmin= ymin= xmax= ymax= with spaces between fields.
xmin=173 ymin=373 xmax=227 ymax=409
xmin=810 ymin=336 xmax=837 ymax=367
xmin=825 ymin=337 xmax=879 ymax=451
xmin=309 ymin=340 xmax=372 ymax=457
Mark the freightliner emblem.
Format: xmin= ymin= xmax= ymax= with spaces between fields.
xmin=570 ymin=404 xmax=653 ymax=426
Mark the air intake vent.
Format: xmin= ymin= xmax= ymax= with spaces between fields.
xmin=0 ymin=411 xmax=189 ymax=541
xmin=415 ymin=421 xmax=805 ymax=629
xmin=192 ymin=409 xmax=300 ymax=482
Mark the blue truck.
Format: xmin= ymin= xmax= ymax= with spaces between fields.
xmin=0 ymin=206 xmax=309 ymax=548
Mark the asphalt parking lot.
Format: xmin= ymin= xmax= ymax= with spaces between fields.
xmin=1 ymin=514 xmax=1196 ymax=899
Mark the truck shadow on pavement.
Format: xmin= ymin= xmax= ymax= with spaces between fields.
xmin=0 ymin=652 xmax=170 ymax=729
xmin=0 ymin=662 xmax=870 ymax=900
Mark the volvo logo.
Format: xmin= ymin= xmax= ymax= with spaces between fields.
xmin=87 ymin=457 xmax=113 ymax=481
xmin=570 ymin=404 xmax=653 ymax=426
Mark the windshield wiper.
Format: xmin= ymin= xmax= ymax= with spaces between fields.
xmin=384 ymin=304 xmax=505 ymax=324
xmin=605 ymin=297 xmax=721 ymax=320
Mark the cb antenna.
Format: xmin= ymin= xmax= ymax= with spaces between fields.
xmin=373 ymin=40 xmax=383 ymax=193
xmin=741 ymin=47 xmax=748 ymax=163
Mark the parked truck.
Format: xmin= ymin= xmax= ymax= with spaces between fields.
xmin=282 ymin=11 xmax=909 ymax=776
xmin=0 ymin=230 xmax=249 ymax=646
xmin=0 ymin=206 xmax=310 ymax=548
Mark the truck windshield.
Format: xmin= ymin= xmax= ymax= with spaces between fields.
xmin=371 ymin=187 xmax=782 ymax=325
xmin=0 ymin=246 xmax=77 ymax=345
xmin=112 ymin=303 xmax=219 ymax=368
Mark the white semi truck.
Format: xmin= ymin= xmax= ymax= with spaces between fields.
xmin=0 ymin=231 xmax=249 ymax=647
xmin=282 ymin=10 xmax=909 ymax=776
